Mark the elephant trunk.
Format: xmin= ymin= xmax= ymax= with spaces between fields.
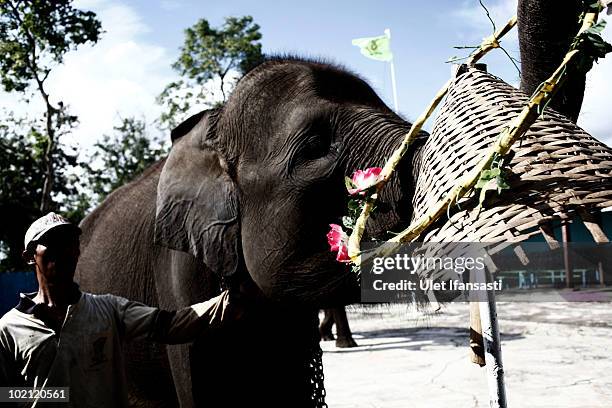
xmin=336 ymin=107 xmax=426 ymax=238
xmin=518 ymin=0 xmax=585 ymax=122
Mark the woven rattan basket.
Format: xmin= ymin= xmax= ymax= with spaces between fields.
xmin=412 ymin=68 xmax=612 ymax=250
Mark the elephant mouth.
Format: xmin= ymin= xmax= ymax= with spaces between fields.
xmin=281 ymin=263 xmax=360 ymax=307
xmin=274 ymin=241 xmax=360 ymax=307
xmin=248 ymin=214 xmax=362 ymax=307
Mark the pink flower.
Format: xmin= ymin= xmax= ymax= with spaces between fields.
xmin=326 ymin=224 xmax=351 ymax=263
xmin=348 ymin=167 xmax=382 ymax=196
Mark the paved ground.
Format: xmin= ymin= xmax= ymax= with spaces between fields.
xmin=321 ymin=300 xmax=612 ymax=407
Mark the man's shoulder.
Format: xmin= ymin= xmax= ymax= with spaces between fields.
xmin=82 ymin=291 xmax=127 ymax=305
xmin=0 ymin=308 xmax=29 ymax=345
xmin=0 ymin=307 xmax=29 ymax=327
xmin=80 ymin=292 xmax=134 ymax=316
xmin=0 ymin=310 xmax=13 ymax=333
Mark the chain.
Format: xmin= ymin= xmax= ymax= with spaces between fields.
xmin=308 ymin=345 xmax=328 ymax=408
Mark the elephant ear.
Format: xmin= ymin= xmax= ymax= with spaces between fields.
xmin=170 ymin=110 xmax=207 ymax=143
xmin=154 ymin=112 xmax=241 ymax=277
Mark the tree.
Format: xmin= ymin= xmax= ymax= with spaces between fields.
xmin=0 ymin=0 xmax=102 ymax=212
xmin=86 ymin=117 xmax=168 ymax=204
xmin=0 ymin=111 xmax=84 ymax=271
xmin=157 ymin=15 xmax=263 ymax=129
xmin=518 ymin=0 xmax=586 ymax=122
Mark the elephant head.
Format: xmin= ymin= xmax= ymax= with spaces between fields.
xmin=155 ymin=57 xmax=425 ymax=306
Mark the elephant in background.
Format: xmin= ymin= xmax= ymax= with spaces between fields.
xmin=76 ymin=57 xmax=426 ymax=407
xmin=518 ymin=0 xmax=586 ymax=122
xmin=319 ymin=307 xmax=358 ymax=348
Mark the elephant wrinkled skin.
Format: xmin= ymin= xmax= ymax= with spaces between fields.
xmin=76 ymin=57 xmax=426 ymax=407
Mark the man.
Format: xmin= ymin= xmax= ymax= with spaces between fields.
xmin=0 ymin=212 xmax=243 ymax=407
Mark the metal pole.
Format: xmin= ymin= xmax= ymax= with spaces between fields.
xmin=562 ymin=223 xmax=573 ymax=288
xmin=475 ymin=264 xmax=508 ymax=408
xmin=384 ymin=28 xmax=399 ymax=112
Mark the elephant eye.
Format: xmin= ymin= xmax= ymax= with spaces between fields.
xmin=299 ymin=133 xmax=332 ymax=161
xmin=295 ymin=119 xmax=335 ymax=162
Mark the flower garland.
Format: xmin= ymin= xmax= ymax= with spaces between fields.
xmin=326 ymin=167 xmax=382 ymax=263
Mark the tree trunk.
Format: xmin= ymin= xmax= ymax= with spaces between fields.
xmin=40 ymin=103 xmax=55 ymax=213
xmin=518 ymin=0 xmax=585 ymax=122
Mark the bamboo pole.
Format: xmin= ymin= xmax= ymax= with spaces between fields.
xmin=466 ymin=16 xmax=517 ymax=66
xmin=348 ymin=16 xmax=518 ymax=262
xmin=470 ymin=299 xmax=486 ymax=366
xmin=347 ymin=80 xmax=451 ymax=259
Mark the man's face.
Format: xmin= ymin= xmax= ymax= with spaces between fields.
xmin=31 ymin=227 xmax=80 ymax=284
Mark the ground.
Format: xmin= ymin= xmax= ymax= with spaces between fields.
xmin=321 ymin=300 xmax=612 ymax=408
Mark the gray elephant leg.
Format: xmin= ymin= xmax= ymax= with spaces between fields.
xmin=319 ymin=308 xmax=335 ymax=341
xmin=166 ymin=344 xmax=193 ymax=408
xmin=518 ymin=0 xmax=584 ymax=121
xmin=332 ymin=307 xmax=358 ymax=348
xmin=123 ymin=340 xmax=178 ymax=408
xmin=158 ymin=250 xmax=221 ymax=408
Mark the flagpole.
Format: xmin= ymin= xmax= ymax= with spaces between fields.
xmin=385 ymin=28 xmax=399 ymax=113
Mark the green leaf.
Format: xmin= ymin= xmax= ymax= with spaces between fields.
xmin=572 ymin=19 xmax=612 ymax=74
xmin=475 ymin=164 xmax=513 ymax=211
xmin=583 ymin=0 xmax=603 ymax=13
xmin=345 ymin=176 xmax=355 ymax=191
xmin=475 ymin=178 xmax=488 ymax=189
xmin=342 ymin=216 xmax=354 ymax=230
xmin=495 ymin=175 xmax=510 ymax=191
xmin=347 ymin=199 xmax=360 ymax=211
xmin=587 ymin=20 xmax=607 ymax=35
xmin=478 ymin=183 xmax=490 ymax=207
xmin=488 ymin=168 xmax=501 ymax=178
xmin=475 ymin=168 xmax=501 ymax=189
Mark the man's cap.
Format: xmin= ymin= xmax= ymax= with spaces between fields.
xmin=24 ymin=212 xmax=81 ymax=250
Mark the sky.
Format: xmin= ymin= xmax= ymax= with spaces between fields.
xmin=1 ymin=0 xmax=611 ymax=149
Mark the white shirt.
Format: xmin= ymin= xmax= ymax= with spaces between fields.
xmin=0 ymin=289 xmax=229 ymax=407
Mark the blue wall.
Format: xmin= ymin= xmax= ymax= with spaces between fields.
xmin=0 ymin=272 xmax=37 ymax=316
xmin=526 ymin=212 xmax=612 ymax=243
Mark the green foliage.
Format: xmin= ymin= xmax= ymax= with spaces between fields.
xmin=0 ymin=113 xmax=169 ymax=271
xmin=572 ymin=20 xmax=612 ymax=74
xmin=175 ymin=16 xmax=263 ymax=85
xmin=474 ymin=152 xmax=512 ymax=213
xmin=0 ymin=111 xmax=84 ymax=271
xmin=86 ymin=117 xmax=168 ymax=203
xmin=583 ymin=0 xmax=603 ymax=13
xmin=157 ymin=15 xmax=263 ymax=129
xmin=343 ymin=198 xmax=363 ymax=231
xmin=0 ymin=0 xmax=102 ymax=93
xmin=344 ymin=176 xmax=354 ymax=191
xmin=475 ymin=168 xmax=509 ymax=191
xmin=0 ymin=0 xmax=102 ymax=213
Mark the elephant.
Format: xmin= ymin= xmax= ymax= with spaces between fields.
xmin=76 ymin=56 xmax=426 ymax=407
xmin=518 ymin=0 xmax=586 ymax=122
xmin=319 ymin=307 xmax=358 ymax=348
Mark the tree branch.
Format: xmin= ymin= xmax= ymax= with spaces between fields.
xmin=218 ymin=58 xmax=236 ymax=102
